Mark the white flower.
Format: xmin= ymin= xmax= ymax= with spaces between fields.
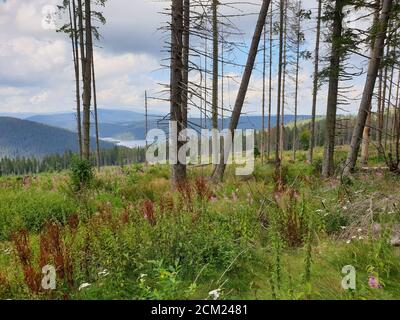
xmin=351 ymin=236 xmax=357 ymax=239
xmin=346 ymin=240 xmax=351 ymax=244
xmin=358 ymin=236 xmax=364 ymax=240
xmin=357 ymin=228 xmax=362 ymax=233
xmin=79 ymin=283 xmax=91 ymax=291
xmin=98 ymin=269 xmax=110 ymax=277
xmin=209 ymin=289 xmax=222 ymax=300
xmin=341 ymin=226 xmax=347 ymax=230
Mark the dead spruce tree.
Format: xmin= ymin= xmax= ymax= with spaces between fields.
xmin=170 ymin=0 xmax=187 ymax=184
xmin=344 ymin=0 xmax=395 ymax=175
xmin=58 ymin=0 xmax=106 ymax=163
xmin=308 ymin=0 xmax=323 ymax=164
xmin=321 ymin=0 xmax=348 ymax=178
xmin=212 ymin=0 xmax=272 ymax=182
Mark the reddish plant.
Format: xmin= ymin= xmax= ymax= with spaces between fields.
xmin=67 ymin=214 xmax=80 ymax=233
xmin=274 ymin=188 xmax=305 ymax=247
xmin=12 ymin=230 xmax=41 ymax=294
xmin=120 ymin=208 xmax=130 ymax=224
xmin=176 ymin=180 xmax=193 ymax=209
xmin=194 ymin=176 xmax=213 ymax=201
xmin=159 ymin=193 xmax=174 ymax=214
xmin=142 ymin=199 xmax=156 ymax=226
xmin=39 ymin=222 xmax=74 ymax=287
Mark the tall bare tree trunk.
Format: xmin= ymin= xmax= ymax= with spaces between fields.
xmin=182 ymin=0 xmax=190 ymax=128
xmin=361 ymin=1 xmax=380 ymax=167
xmin=385 ymin=62 xmax=395 ymax=150
xmin=261 ymin=24 xmax=267 ymax=164
xmin=221 ymin=25 xmax=224 ymax=129
xmin=171 ymin=0 xmax=187 ymax=184
xmin=77 ymin=0 xmax=86 ymax=158
xmin=344 ymin=0 xmax=393 ymax=175
xmin=212 ymin=0 xmax=272 ymax=181
xmin=377 ymin=68 xmax=384 ymax=152
xmin=82 ymin=0 xmax=93 ymax=160
xmin=280 ymin=0 xmax=288 ymax=161
xmin=69 ymin=0 xmax=82 ymax=158
xmin=322 ymin=0 xmax=345 ymax=178
xmin=268 ymin=3 xmax=273 ymax=160
xmin=92 ymin=50 xmax=100 ymax=171
xmin=293 ymin=0 xmax=301 ymax=161
xmin=275 ymin=0 xmax=285 ymax=177
xmin=360 ymin=113 xmax=371 ymax=166
xmin=212 ymin=0 xmax=219 ymax=130
xmin=308 ymin=0 xmax=322 ymax=164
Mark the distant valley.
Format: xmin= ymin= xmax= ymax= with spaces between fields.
xmin=0 ymin=109 xmax=313 ymax=158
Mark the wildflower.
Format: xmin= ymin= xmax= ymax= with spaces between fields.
xmin=209 ymin=289 xmax=222 ymax=300
xmin=79 ymin=283 xmax=91 ymax=291
xmin=368 ymin=276 xmax=382 ymax=289
xmin=340 ymin=226 xmax=347 ymax=230
xmin=232 ymin=192 xmax=238 ymax=202
xmin=358 ymin=236 xmax=364 ymax=240
xmin=98 ymin=269 xmax=109 ymax=277
xmin=357 ymin=228 xmax=362 ymax=233
xmin=346 ymin=240 xmax=351 ymax=244
xmin=210 ymin=196 xmax=218 ymax=203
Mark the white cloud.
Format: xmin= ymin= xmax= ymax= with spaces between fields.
xmin=0 ymin=0 xmax=374 ymax=117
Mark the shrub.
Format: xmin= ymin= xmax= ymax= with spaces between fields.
xmin=69 ymin=157 xmax=94 ymax=191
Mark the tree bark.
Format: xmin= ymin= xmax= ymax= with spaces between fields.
xmin=343 ymin=0 xmax=393 ymax=175
xmin=171 ymin=0 xmax=186 ymax=184
xmin=360 ymin=0 xmax=381 ymax=167
xmin=212 ymin=0 xmax=272 ymax=181
xmin=280 ymin=0 xmax=288 ymax=161
xmin=212 ymin=0 xmax=219 ymax=130
xmin=360 ymin=112 xmax=371 ymax=166
xmin=322 ymin=0 xmax=345 ymax=178
xmin=293 ymin=0 xmax=301 ymax=161
xmin=69 ymin=0 xmax=83 ymax=158
xmin=275 ymin=0 xmax=285 ymax=177
xmin=261 ymin=23 xmax=267 ymax=164
xmin=82 ymin=0 xmax=93 ymax=160
xmin=182 ymin=0 xmax=190 ymax=128
xmin=308 ymin=0 xmax=322 ymax=164
xmin=268 ymin=3 xmax=273 ymax=160
xmin=92 ymin=50 xmax=101 ymax=171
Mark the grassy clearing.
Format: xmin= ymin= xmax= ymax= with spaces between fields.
xmin=0 ymin=148 xmax=399 ymax=300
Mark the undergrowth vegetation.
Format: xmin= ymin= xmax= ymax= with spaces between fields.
xmin=0 ymin=149 xmax=400 ymax=300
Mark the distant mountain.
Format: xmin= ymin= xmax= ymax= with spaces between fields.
xmin=26 ymin=109 xmax=155 ymax=132
xmin=112 ymin=115 xmax=312 ymax=140
xmin=26 ymin=109 xmax=312 ymax=140
xmin=0 ymin=112 xmax=37 ymax=119
xmin=0 ymin=117 xmax=114 ymax=159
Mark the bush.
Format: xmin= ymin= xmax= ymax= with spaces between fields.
xmin=70 ymin=157 xmax=94 ymax=191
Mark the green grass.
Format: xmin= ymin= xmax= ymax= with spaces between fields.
xmin=0 ymin=148 xmax=399 ymax=300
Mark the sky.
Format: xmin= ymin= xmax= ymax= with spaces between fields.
xmin=0 ymin=0 xmax=372 ymax=117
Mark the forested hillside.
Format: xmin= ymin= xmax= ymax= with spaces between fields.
xmin=0 ymin=117 xmax=114 ymax=158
